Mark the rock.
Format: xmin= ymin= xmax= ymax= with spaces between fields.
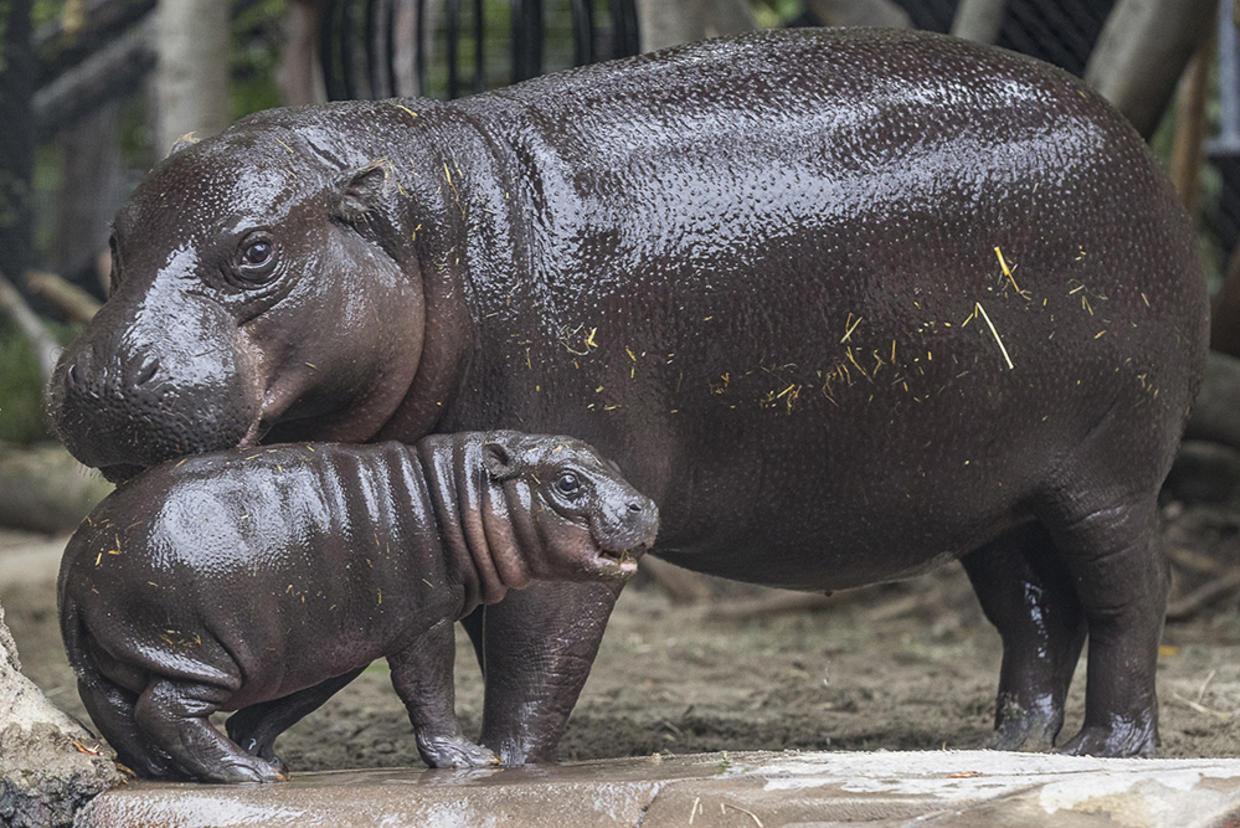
xmin=0 ymin=601 xmax=120 ymax=828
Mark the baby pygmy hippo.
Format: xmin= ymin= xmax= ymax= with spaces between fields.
xmin=58 ymin=431 xmax=658 ymax=783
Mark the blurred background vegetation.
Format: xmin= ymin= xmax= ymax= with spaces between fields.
xmin=0 ymin=0 xmax=1233 ymax=447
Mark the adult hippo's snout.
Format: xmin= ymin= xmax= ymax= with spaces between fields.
xmin=48 ymin=295 xmax=260 ymax=481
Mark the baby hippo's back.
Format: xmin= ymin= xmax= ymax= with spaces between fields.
xmin=59 ymin=442 xmax=450 ymax=707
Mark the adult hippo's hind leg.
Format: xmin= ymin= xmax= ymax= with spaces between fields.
xmin=226 ymin=667 xmax=365 ymax=771
xmin=961 ymin=523 xmax=1086 ymax=751
xmin=1037 ymin=484 xmax=1168 ymax=757
xmin=475 ymin=579 xmax=625 ymax=764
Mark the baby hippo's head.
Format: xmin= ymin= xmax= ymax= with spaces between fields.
xmin=481 ymin=432 xmax=659 ymax=581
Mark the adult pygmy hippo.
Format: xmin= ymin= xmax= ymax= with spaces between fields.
xmin=49 ymin=28 xmax=1208 ymax=759
xmin=59 ymin=433 xmax=658 ymax=782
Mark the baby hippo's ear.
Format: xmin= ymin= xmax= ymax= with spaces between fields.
xmin=483 ymin=441 xmax=519 ymax=481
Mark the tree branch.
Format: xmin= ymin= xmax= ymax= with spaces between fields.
xmin=0 ymin=268 xmax=60 ymax=383
xmin=950 ymin=0 xmax=1007 ymax=45
xmin=1084 ymin=0 xmax=1216 ymax=139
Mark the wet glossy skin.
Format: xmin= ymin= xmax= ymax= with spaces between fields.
xmin=49 ymin=29 xmax=1207 ymax=760
xmin=57 ymin=432 xmax=658 ymax=782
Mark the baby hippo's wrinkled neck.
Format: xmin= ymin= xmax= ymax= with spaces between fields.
xmin=412 ymin=436 xmax=531 ymax=614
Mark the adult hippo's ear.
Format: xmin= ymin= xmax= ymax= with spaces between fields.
xmin=482 ymin=441 xmax=519 ymax=481
xmin=332 ymin=159 xmax=405 ymax=261
xmin=165 ymin=131 xmax=200 ymax=157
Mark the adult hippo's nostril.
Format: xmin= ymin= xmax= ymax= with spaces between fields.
xmin=65 ymin=363 xmax=80 ymax=391
xmin=628 ymin=502 xmax=643 ymax=512
xmin=133 ymin=358 xmax=161 ymax=387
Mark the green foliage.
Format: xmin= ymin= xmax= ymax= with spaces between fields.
xmin=231 ymin=0 xmax=285 ymax=118
xmin=0 ymin=322 xmax=52 ymax=444
xmin=31 ymin=0 xmax=63 ymax=28
xmin=753 ymin=0 xmax=802 ymax=28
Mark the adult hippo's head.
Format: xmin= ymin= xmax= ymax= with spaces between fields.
xmin=47 ymin=104 xmax=463 ymax=481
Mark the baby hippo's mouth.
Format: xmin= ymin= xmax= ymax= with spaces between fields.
xmin=598 ymin=546 xmax=644 ymax=577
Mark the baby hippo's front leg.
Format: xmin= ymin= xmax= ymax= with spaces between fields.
xmin=388 ymin=619 xmax=499 ymax=768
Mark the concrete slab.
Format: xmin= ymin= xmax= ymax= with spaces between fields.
xmin=76 ymin=749 xmax=1240 ymax=827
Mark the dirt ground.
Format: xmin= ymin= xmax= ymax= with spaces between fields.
xmin=4 ymin=457 xmax=1240 ymax=775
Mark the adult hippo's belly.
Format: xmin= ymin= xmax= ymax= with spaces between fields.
xmin=48 ymin=28 xmax=1208 ymax=762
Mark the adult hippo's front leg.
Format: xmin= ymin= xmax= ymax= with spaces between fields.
xmin=464 ymin=581 xmax=623 ymax=762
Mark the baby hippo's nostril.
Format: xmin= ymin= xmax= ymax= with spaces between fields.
xmin=65 ymin=363 xmax=80 ymax=390
xmin=628 ymin=502 xmax=643 ymax=512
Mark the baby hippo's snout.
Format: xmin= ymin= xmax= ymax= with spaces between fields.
xmin=593 ymin=487 xmax=660 ymax=574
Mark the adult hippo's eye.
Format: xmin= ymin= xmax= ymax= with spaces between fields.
xmin=233 ymin=232 xmax=280 ymax=285
xmin=554 ymin=471 xmax=582 ymax=499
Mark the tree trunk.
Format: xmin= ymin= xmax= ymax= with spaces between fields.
xmin=279 ymin=0 xmax=320 ymax=105
xmin=1169 ymin=26 xmax=1215 ymax=216
xmin=0 ymin=0 xmax=35 ymax=283
xmin=1211 ymin=242 xmax=1240 ymax=357
xmin=153 ymin=0 xmax=232 ymax=153
xmin=950 ymin=0 xmax=1007 ymax=44
xmin=1084 ymin=0 xmax=1217 ymax=139
xmin=392 ymin=0 xmax=444 ymax=96
xmin=51 ymin=101 xmax=123 ymax=294
xmin=0 ymin=602 xmax=120 ymax=827
xmin=637 ymin=0 xmax=755 ymax=53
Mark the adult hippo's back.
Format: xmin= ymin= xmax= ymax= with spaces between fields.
xmin=49 ymin=28 xmax=1208 ymax=761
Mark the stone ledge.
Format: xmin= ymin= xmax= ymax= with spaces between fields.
xmin=76 ymin=749 xmax=1240 ymax=827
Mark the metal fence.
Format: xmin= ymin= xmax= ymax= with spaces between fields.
xmin=317 ymin=0 xmax=640 ymax=100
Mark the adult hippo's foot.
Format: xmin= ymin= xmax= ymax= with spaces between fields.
xmin=226 ymin=668 xmax=366 ymax=773
xmin=961 ymin=524 xmax=1086 ymax=752
xmin=464 ymin=580 xmax=625 ymax=764
xmin=1058 ymin=714 xmax=1158 ymax=758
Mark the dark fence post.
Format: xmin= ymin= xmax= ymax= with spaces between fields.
xmin=0 ymin=0 xmax=35 ymax=282
xmin=511 ymin=0 xmax=543 ymax=82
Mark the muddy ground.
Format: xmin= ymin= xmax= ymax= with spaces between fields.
xmin=4 ymin=463 xmax=1240 ymax=772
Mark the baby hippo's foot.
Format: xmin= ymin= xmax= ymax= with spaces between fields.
xmin=416 ymin=733 xmax=501 ymax=769
xmin=202 ymin=755 xmax=288 ymax=784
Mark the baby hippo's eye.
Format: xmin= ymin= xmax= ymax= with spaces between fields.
xmin=554 ymin=471 xmax=582 ymax=498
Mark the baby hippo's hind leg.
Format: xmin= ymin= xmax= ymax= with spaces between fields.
xmin=135 ymin=679 xmax=285 ymax=783
xmin=961 ymin=523 xmax=1086 ymax=751
xmin=77 ymin=676 xmax=179 ymax=779
xmin=226 ymin=667 xmax=365 ymax=771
